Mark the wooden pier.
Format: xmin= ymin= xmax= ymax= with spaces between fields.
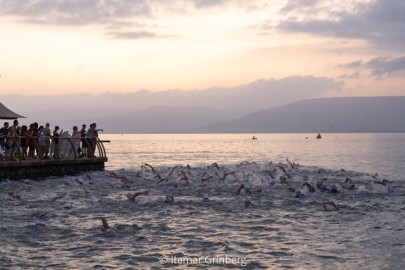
xmin=0 ymin=138 xmax=109 ymax=180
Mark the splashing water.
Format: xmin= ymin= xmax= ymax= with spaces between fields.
xmin=1 ymin=159 xmax=403 ymax=269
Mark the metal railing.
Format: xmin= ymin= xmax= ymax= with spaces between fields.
xmin=0 ymin=136 xmax=109 ymax=161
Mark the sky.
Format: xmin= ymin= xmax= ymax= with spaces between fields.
xmin=0 ymin=0 xmax=405 ymax=100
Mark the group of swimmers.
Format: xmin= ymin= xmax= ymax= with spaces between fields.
xmin=0 ymin=120 xmax=103 ymax=161
xmin=3 ymin=158 xmax=393 ymax=235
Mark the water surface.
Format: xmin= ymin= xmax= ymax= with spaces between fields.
xmin=1 ymin=133 xmax=404 ymax=269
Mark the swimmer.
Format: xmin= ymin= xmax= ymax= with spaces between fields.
xmin=250 ymin=188 xmax=262 ymax=194
xmin=221 ymin=171 xmax=235 ymax=181
xmin=279 ymin=176 xmax=289 ymax=185
xmin=30 ymin=209 xmax=49 ymax=232
xmin=74 ymin=178 xmax=84 ymax=185
xmin=301 ymin=182 xmax=316 ymax=194
xmin=48 ymin=194 xmax=65 ymax=204
xmin=201 ymin=175 xmax=214 ymax=182
xmin=381 ymin=179 xmax=394 ymax=193
xmin=165 ymin=194 xmax=174 ymax=204
xmin=110 ymin=171 xmax=125 ymax=180
xmin=170 ymin=184 xmax=181 ymax=195
xmin=371 ymin=178 xmax=394 ymax=193
xmin=8 ymin=191 xmax=20 ymax=200
xmin=144 ymin=163 xmax=163 ymax=182
xmin=128 ymin=190 xmax=149 ymax=203
xmin=235 ymin=184 xmax=245 ymax=195
xmin=295 ymin=190 xmax=305 ymax=199
xmin=372 ymin=173 xmax=383 ymax=183
xmin=323 ymin=201 xmax=338 ymax=211
xmin=278 ymin=165 xmax=291 ymax=178
xmin=328 ymin=185 xmax=339 ymax=194
xmin=286 ymin=158 xmax=295 ymax=169
xmin=37 ymin=209 xmax=47 ymax=220
xmin=244 ymin=200 xmax=254 ymax=208
xmin=245 ymin=188 xmax=262 ymax=195
xmin=344 ymin=178 xmax=355 ymax=190
xmin=31 ymin=220 xmax=48 ymax=232
xmin=316 ymin=180 xmax=328 ymax=192
xmin=158 ymin=165 xmax=178 ymax=184
xmin=101 ymin=218 xmax=111 ymax=230
xmin=101 ymin=218 xmax=118 ymax=235
xmin=210 ymin=162 xmax=219 ymax=170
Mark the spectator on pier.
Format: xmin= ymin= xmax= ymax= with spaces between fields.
xmin=37 ymin=126 xmax=47 ymax=159
xmin=8 ymin=119 xmax=21 ymax=161
xmin=43 ymin=123 xmax=51 ymax=159
xmin=92 ymin=123 xmax=103 ymax=157
xmin=72 ymin=126 xmax=81 ymax=156
xmin=52 ymin=126 xmax=61 ymax=159
xmin=72 ymin=126 xmax=79 ymax=137
xmin=20 ymin=125 xmax=28 ymax=160
xmin=80 ymin=124 xmax=87 ymax=157
xmin=85 ymin=123 xmax=95 ymax=158
xmin=0 ymin=122 xmax=9 ymax=157
xmin=27 ymin=124 xmax=36 ymax=159
xmin=33 ymin=122 xmax=39 ymax=157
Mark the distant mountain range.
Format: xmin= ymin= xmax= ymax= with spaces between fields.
xmin=10 ymin=96 xmax=405 ymax=133
xmin=194 ymin=96 xmax=405 ymax=133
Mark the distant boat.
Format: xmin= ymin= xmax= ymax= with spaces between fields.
xmin=316 ymin=133 xmax=322 ymax=139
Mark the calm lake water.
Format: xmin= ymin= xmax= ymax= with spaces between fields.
xmin=1 ymin=133 xmax=404 ymax=269
xmin=101 ymin=133 xmax=405 ymax=181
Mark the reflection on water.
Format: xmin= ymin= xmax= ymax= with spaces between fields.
xmin=101 ymin=133 xmax=405 ymax=180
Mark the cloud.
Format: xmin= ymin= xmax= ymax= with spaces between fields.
xmin=108 ymin=31 xmax=158 ymax=39
xmin=3 ymin=75 xmax=342 ymax=111
xmin=277 ymin=0 xmax=405 ymax=51
xmin=338 ymin=60 xmax=363 ymax=69
xmin=365 ymin=56 xmax=405 ymax=76
xmin=1 ymin=75 xmax=343 ymax=132
xmin=0 ymin=0 xmax=151 ymax=25
xmin=280 ymin=0 xmax=320 ymax=13
xmin=193 ymin=0 xmax=225 ymax=8
xmin=0 ymin=0 xmax=253 ymax=39
xmin=338 ymin=56 xmax=405 ymax=77
xmin=0 ymin=0 xmax=161 ymax=39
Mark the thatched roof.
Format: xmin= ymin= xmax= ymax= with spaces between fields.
xmin=0 ymin=102 xmax=26 ymax=119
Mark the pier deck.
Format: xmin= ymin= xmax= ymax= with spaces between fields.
xmin=0 ymin=157 xmax=108 ymax=180
xmin=0 ymin=138 xmax=109 ymax=180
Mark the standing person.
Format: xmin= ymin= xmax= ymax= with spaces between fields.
xmin=0 ymin=122 xmax=9 ymax=159
xmin=72 ymin=126 xmax=79 ymax=137
xmin=37 ymin=126 xmax=47 ymax=160
xmin=20 ymin=125 xmax=28 ymax=160
xmin=80 ymin=124 xmax=87 ymax=157
xmin=92 ymin=123 xmax=103 ymax=158
xmin=72 ymin=126 xmax=81 ymax=156
xmin=43 ymin=123 xmax=51 ymax=159
xmin=52 ymin=126 xmax=61 ymax=159
xmin=27 ymin=124 xmax=36 ymax=159
xmin=33 ymin=122 xmax=39 ymax=158
xmin=8 ymin=120 xmax=21 ymax=161
xmin=85 ymin=124 xmax=95 ymax=158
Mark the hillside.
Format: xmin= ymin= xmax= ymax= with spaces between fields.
xmin=193 ymin=96 xmax=405 ymax=133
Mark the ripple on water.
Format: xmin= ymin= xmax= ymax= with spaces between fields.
xmin=1 ymin=162 xmax=404 ymax=269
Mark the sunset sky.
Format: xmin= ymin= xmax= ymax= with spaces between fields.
xmin=0 ymin=0 xmax=404 ymax=98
